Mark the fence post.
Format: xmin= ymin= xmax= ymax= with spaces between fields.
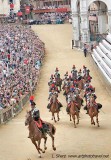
xmin=11 ymin=107 xmax=14 ymax=118
xmin=1 ymin=111 xmax=4 ymax=124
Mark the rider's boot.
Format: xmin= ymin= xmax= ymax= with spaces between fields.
xmin=66 ymin=107 xmax=70 ymax=114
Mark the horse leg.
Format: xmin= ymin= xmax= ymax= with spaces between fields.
xmin=53 ymin=113 xmax=56 ymax=123
xmin=43 ymin=137 xmax=47 ymax=150
xmin=96 ymin=115 xmax=100 ymax=127
xmin=91 ymin=117 xmax=95 ymax=125
xmin=51 ymin=113 xmax=53 ymax=120
xmin=60 ymin=84 xmax=61 ymax=91
xmin=69 ymin=113 xmax=72 ymax=121
xmin=91 ymin=116 xmax=93 ymax=125
xmin=76 ymin=114 xmax=79 ymax=125
xmin=48 ymin=132 xmax=56 ymax=151
xmin=38 ymin=139 xmax=45 ymax=154
xmin=31 ymin=139 xmax=42 ymax=158
xmin=57 ymin=112 xmax=60 ymax=121
xmin=73 ymin=115 xmax=76 ymax=128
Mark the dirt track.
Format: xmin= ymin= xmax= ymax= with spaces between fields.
xmin=0 ymin=24 xmax=111 ymax=160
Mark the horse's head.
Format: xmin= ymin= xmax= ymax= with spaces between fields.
xmin=25 ymin=111 xmax=32 ymax=126
xmin=89 ymin=95 xmax=95 ymax=107
xmin=51 ymin=94 xmax=57 ymax=104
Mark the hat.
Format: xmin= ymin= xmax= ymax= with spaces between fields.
xmin=31 ymin=101 xmax=36 ymax=106
xmin=78 ymin=69 xmax=81 ymax=72
xmin=55 ymin=67 xmax=59 ymax=71
xmin=83 ymin=65 xmax=86 ymax=68
xmin=72 ymin=65 xmax=75 ymax=69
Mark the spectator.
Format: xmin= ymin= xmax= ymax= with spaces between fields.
xmin=0 ymin=24 xmax=45 ymax=110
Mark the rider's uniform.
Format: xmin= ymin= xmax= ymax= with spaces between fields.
xmin=31 ymin=105 xmax=49 ymax=134
xmin=64 ymin=72 xmax=68 ymax=79
xmin=67 ymin=94 xmax=71 ymax=105
xmin=83 ymin=66 xmax=87 ymax=77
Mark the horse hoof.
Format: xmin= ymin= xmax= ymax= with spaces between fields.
xmin=53 ymin=147 xmax=56 ymax=151
xmin=42 ymin=150 xmax=45 ymax=153
xmin=45 ymin=147 xmax=47 ymax=150
xmin=38 ymin=154 xmax=41 ymax=158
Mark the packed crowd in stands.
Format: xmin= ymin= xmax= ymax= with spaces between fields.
xmin=0 ymin=24 xmax=45 ymax=110
xmin=33 ymin=5 xmax=70 ymax=10
xmin=35 ymin=12 xmax=70 ymax=24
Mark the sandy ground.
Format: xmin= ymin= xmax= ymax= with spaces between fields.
xmin=0 ymin=24 xmax=111 ymax=160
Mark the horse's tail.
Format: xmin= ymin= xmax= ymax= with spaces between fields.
xmin=52 ymin=125 xmax=56 ymax=135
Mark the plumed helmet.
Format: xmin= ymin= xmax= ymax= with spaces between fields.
xmin=55 ymin=67 xmax=59 ymax=71
xmin=31 ymin=101 xmax=36 ymax=106
xmin=83 ymin=65 xmax=86 ymax=68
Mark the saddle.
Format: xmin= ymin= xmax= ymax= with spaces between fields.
xmin=35 ymin=119 xmax=49 ymax=134
xmin=35 ymin=118 xmax=43 ymax=129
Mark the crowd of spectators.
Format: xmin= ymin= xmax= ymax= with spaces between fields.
xmin=34 ymin=12 xmax=70 ymax=25
xmin=0 ymin=24 xmax=45 ymax=110
xmin=33 ymin=5 xmax=70 ymax=10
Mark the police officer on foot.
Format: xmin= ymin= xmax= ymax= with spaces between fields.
xmin=84 ymin=44 xmax=87 ymax=57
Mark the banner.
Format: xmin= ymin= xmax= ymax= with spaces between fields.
xmin=25 ymin=6 xmax=30 ymax=14
xmin=17 ymin=12 xmax=23 ymax=17
xmin=89 ymin=16 xmax=98 ymax=22
xmin=10 ymin=3 xmax=14 ymax=9
xmin=56 ymin=8 xmax=67 ymax=12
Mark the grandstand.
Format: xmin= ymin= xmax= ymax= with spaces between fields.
xmin=92 ymin=33 xmax=111 ymax=88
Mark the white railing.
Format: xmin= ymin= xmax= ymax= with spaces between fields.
xmin=99 ymin=42 xmax=111 ymax=60
xmin=102 ymin=40 xmax=111 ymax=51
xmin=92 ymin=33 xmax=111 ymax=84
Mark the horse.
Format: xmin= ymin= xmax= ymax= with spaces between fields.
xmin=25 ymin=111 xmax=56 ymax=158
xmin=50 ymin=94 xmax=60 ymax=122
xmin=84 ymin=69 xmax=92 ymax=81
xmin=63 ymin=85 xmax=70 ymax=96
xmin=75 ymin=95 xmax=83 ymax=111
xmin=88 ymin=96 xmax=100 ymax=127
xmin=69 ymin=99 xmax=79 ymax=128
xmin=78 ymin=78 xmax=85 ymax=90
xmin=71 ymin=70 xmax=77 ymax=80
xmin=55 ymin=77 xmax=62 ymax=91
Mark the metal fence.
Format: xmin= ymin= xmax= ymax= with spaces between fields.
xmin=0 ymin=70 xmax=41 ymax=125
xmin=0 ymin=92 xmax=30 ymax=124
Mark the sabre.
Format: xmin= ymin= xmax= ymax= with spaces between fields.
xmin=100 ymin=109 xmax=105 ymax=114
